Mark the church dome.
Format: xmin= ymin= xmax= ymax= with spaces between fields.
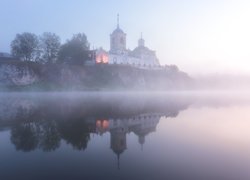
xmin=111 ymin=14 xmax=126 ymax=35
xmin=112 ymin=27 xmax=125 ymax=35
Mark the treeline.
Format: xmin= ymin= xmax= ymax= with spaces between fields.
xmin=10 ymin=32 xmax=93 ymax=65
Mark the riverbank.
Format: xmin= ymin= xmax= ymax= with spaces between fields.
xmin=0 ymin=61 xmax=192 ymax=91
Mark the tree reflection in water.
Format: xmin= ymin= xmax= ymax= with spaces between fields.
xmin=11 ymin=122 xmax=39 ymax=152
xmin=0 ymin=93 xmax=191 ymax=153
xmin=59 ymin=118 xmax=90 ymax=151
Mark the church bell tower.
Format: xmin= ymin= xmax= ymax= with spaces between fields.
xmin=110 ymin=14 xmax=127 ymax=54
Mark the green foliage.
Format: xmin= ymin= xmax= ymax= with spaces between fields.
xmin=40 ymin=32 xmax=61 ymax=64
xmin=11 ymin=32 xmax=39 ymax=61
xmin=10 ymin=32 xmax=91 ymax=65
xmin=58 ymin=33 xmax=90 ymax=65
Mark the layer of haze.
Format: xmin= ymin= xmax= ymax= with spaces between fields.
xmin=0 ymin=0 xmax=250 ymax=75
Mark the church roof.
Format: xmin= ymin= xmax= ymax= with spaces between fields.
xmin=133 ymin=46 xmax=151 ymax=52
xmin=132 ymin=126 xmax=156 ymax=137
xmin=130 ymin=46 xmax=156 ymax=58
xmin=111 ymin=27 xmax=125 ymax=35
xmin=112 ymin=148 xmax=125 ymax=155
xmin=111 ymin=14 xmax=126 ymax=35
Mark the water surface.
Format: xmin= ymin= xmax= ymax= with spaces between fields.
xmin=0 ymin=92 xmax=249 ymax=180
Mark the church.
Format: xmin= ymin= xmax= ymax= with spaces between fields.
xmin=95 ymin=15 xmax=160 ymax=68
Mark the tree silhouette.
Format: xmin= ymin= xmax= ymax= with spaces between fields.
xmin=40 ymin=32 xmax=61 ymax=64
xmin=11 ymin=122 xmax=39 ymax=152
xmin=58 ymin=33 xmax=90 ymax=65
xmin=11 ymin=32 xmax=39 ymax=61
xmin=59 ymin=118 xmax=90 ymax=151
xmin=38 ymin=120 xmax=61 ymax=152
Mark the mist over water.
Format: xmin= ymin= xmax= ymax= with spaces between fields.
xmin=193 ymin=74 xmax=250 ymax=91
xmin=1 ymin=0 xmax=250 ymax=179
xmin=0 ymin=92 xmax=250 ymax=180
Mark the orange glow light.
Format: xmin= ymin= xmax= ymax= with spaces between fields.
xmin=102 ymin=120 xmax=109 ymax=129
xmin=96 ymin=53 xmax=109 ymax=64
xmin=96 ymin=120 xmax=101 ymax=127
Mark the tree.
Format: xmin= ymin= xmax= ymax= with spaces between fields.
xmin=40 ymin=32 xmax=61 ymax=64
xmin=11 ymin=123 xmax=39 ymax=152
xmin=59 ymin=118 xmax=90 ymax=151
xmin=58 ymin=33 xmax=90 ymax=65
xmin=11 ymin=32 xmax=39 ymax=61
xmin=39 ymin=120 xmax=61 ymax=152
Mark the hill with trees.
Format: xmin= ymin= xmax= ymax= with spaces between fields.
xmin=0 ymin=32 xmax=192 ymax=91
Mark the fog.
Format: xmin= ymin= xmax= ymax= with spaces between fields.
xmin=192 ymin=73 xmax=250 ymax=91
xmin=1 ymin=1 xmax=250 ymax=179
xmin=1 ymin=91 xmax=250 ymax=180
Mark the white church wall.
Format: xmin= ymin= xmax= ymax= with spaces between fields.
xmin=108 ymin=53 xmax=160 ymax=68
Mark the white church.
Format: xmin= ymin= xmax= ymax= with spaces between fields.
xmin=95 ymin=15 xmax=160 ymax=68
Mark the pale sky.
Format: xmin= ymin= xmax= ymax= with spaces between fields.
xmin=0 ymin=0 xmax=250 ymax=75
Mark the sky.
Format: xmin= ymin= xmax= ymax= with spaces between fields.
xmin=0 ymin=0 xmax=250 ymax=75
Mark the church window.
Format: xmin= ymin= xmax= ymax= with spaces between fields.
xmin=120 ymin=37 xmax=124 ymax=44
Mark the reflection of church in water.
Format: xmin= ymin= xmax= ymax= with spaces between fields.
xmin=89 ymin=113 xmax=162 ymax=168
